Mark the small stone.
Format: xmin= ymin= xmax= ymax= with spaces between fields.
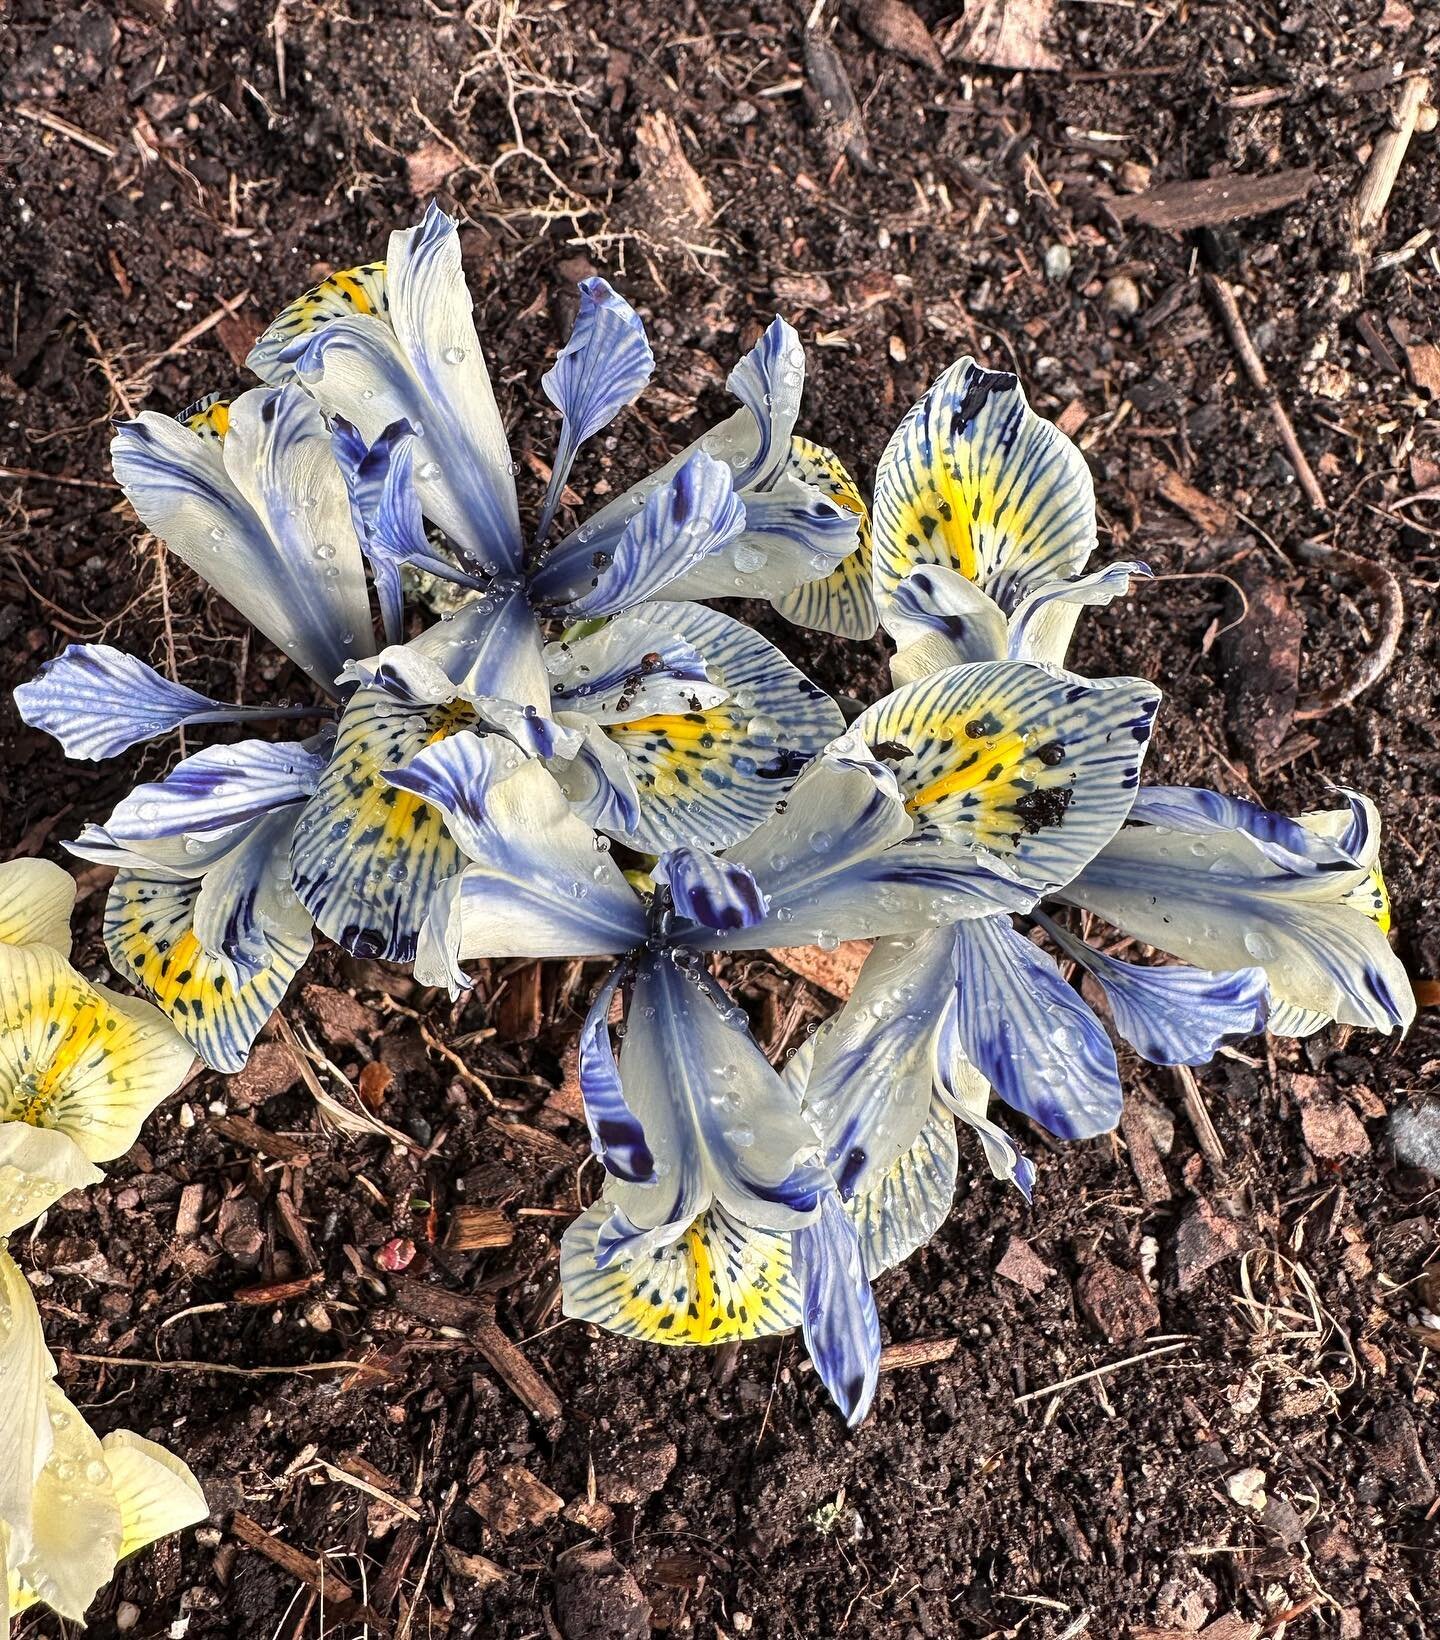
xmin=554 ymin=1545 xmax=651 ymax=1640
xmin=116 ymin=1603 xmax=141 ymax=1631
xmin=1044 ymin=242 xmax=1073 ymax=281
xmin=1102 ymin=274 xmax=1142 ymax=317
xmin=1225 ymin=1467 xmax=1268 ymax=1512
xmin=1388 ymin=1100 xmax=1440 ymax=1174
xmin=996 ymin=1236 xmax=1055 ymax=1295
xmin=1077 ymin=1259 xmax=1160 ymax=1342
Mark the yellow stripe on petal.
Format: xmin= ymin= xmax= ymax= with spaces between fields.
xmin=0 ymin=944 xmax=193 ymax=1163
xmin=291 ymin=690 xmax=474 ymax=961
xmin=0 ymin=858 xmax=76 ymax=956
xmin=772 ymin=437 xmax=878 ymax=639
xmin=562 ymin=1204 xmax=801 ymax=1345
xmin=100 ymin=1431 xmax=208 ymax=1561
xmin=873 ymin=359 xmax=1095 ymax=620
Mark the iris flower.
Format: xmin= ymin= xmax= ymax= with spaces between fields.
xmin=17 ymin=204 xmax=870 ymax=1066
xmin=382 ymin=602 xmax=1157 ymax=1420
xmin=795 ymin=359 xmax=1412 ymax=1287
xmin=0 ymin=859 xmax=207 ymax=1630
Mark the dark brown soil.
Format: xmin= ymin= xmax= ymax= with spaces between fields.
xmin=3 ymin=3 xmax=1439 ymax=1637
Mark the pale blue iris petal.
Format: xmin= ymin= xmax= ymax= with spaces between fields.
xmin=288 ymin=204 xmax=522 ymax=576
xmin=1007 ymin=560 xmax=1152 ymax=666
xmin=404 ymin=582 xmax=551 ymax=709
xmin=191 ymin=804 xmax=311 ymax=976
xmin=1127 ymin=785 xmax=1370 ymax=872
xmin=548 ymin=718 xmax=643 ymax=837
xmin=544 ymin=618 xmax=727 ymax=725
xmin=383 ymin=730 xmax=648 ymax=958
xmin=801 ymin=930 xmax=958 ymax=1202
xmin=790 ymin=1191 xmax=882 ymax=1427
xmin=101 ymin=738 xmax=328 ymax=844
xmin=471 ymin=697 xmax=581 ymax=761
xmin=1037 ymin=911 xmax=1268 ymax=1065
xmin=15 ymin=644 xmax=223 ymax=760
xmin=726 ymin=316 xmax=807 ymax=490
xmin=112 ymin=389 xmax=375 ymax=691
xmin=578 ymin=961 xmax=657 ymax=1186
xmin=330 ymin=415 xmax=430 ymax=645
xmin=656 ymin=847 xmax=769 ymax=933
xmin=600 ymin=949 xmax=828 ymax=1239
xmin=537 ymin=278 xmax=654 ymax=543
xmin=887 ymin=566 xmax=1008 ymax=663
xmin=951 ymin=915 xmax=1122 ymax=1141
xmin=552 ymin=451 xmax=746 ymax=618
xmin=931 ymin=1007 xmax=1036 ymax=1199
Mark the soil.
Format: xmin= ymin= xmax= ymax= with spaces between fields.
xmin=3 ymin=3 xmax=1439 ymax=1638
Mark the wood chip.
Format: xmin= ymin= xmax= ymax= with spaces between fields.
xmin=444 ymin=1205 xmax=515 ymax=1253
xmin=767 ymin=940 xmax=872 ymax=999
xmin=856 ymin=0 xmax=945 ymax=74
xmin=406 ymin=139 xmax=463 ymax=197
xmin=1154 ymin=464 xmax=1235 ymax=537
xmin=996 ymin=1236 xmax=1056 ymax=1294
xmin=1121 ymin=1096 xmax=1174 ymax=1204
xmin=803 ymin=28 xmax=874 ymax=173
xmin=944 ymin=0 xmax=1060 ymax=72
xmin=466 ymin=1464 xmax=563 ymax=1535
xmin=1114 ymin=167 xmax=1316 ymax=233
xmin=210 ymin=1113 xmax=311 ymax=1165
xmin=230 ymin=1513 xmax=358 ymax=1605
xmin=630 ymin=111 xmax=713 ymax=238
xmin=1403 ymin=338 xmax=1440 ymax=397
xmin=497 ymin=963 xmax=544 ymax=1041
xmin=232 ymin=1273 xmax=326 ymax=1306
xmin=1291 ymin=1074 xmax=1371 ymax=1160
xmin=444 ymin=1544 xmax=508 ymax=1585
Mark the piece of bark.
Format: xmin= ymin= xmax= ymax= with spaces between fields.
xmin=944 ymin=0 xmax=1061 ymax=72
xmin=231 ymin=1273 xmax=325 ymax=1306
xmin=1155 ymin=464 xmax=1235 ymax=538
xmin=996 ymin=1235 xmax=1055 ymax=1294
xmin=1077 ymin=1260 xmax=1160 ymax=1343
xmin=209 ymin=1113 xmax=311 ymax=1165
xmin=466 ymin=1464 xmax=563 ymax=1535
xmin=1218 ymin=569 xmax=1301 ymax=773
xmin=803 ymin=29 xmax=874 ymax=172
xmin=1121 ymin=1096 xmax=1174 ymax=1203
xmin=1175 ymin=1198 xmax=1252 ymax=1291
xmin=1404 ymin=339 xmax=1440 ymax=397
xmin=856 ymin=0 xmax=945 ymax=73
xmin=444 ymin=1205 xmax=515 ymax=1253
xmin=407 ymin=139 xmax=463 ymax=197
xmin=1114 ymin=167 xmax=1316 ymax=233
xmin=497 ymin=963 xmax=543 ymax=1041
xmin=628 ymin=111 xmax=713 ymax=240
xmin=768 ymin=940 xmax=872 ymax=999
xmin=1291 ymin=1074 xmax=1371 ymax=1161
xmin=555 ymin=1546 xmax=652 ymax=1640
xmin=445 ymin=1545 xmax=508 ymax=1585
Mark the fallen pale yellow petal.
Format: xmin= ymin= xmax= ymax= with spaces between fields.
xmin=0 ymin=1247 xmax=56 ymax=1567
xmin=0 ymin=943 xmax=194 ymax=1162
xmin=0 ymin=1123 xmax=103 ymax=1237
xmin=100 ymin=1429 xmax=208 ymax=1559
xmin=0 ymin=860 xmax=75 ymax=958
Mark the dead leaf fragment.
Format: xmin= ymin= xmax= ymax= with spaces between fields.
xmin=630 ymin=111 xmax=713 ymax=241
xmin=943 ymin=0 xmax=1061 ymax=73
xmin=856 ymin=0 xmax=945 ymax=74
xmin=406 ymin=139 xmax=462 ymax=197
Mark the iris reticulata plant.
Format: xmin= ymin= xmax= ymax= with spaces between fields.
xmin=12 ymin=207 xmax=1413 ymax=1427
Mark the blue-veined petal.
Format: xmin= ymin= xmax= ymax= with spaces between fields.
xmin=549 ymin=717 xmax=643 ymax=837
xmin=845 ymin=1099 xmax=958 ymax=1277
xmin=655 ymin=848 xmax=768 ymax=933
xmin=1264 ymin=999 xmax=1332 ymax=1038
xmin=179 ymin=390 xmax=234 ymax=441
xmin=790 ymin=1190 xmax=881 ymax=1427
xmin=544 ymin=617 xmax=728 ymax=724
xmin=725 ymin=316 xmax=808 ymax=489
xmin=930 ymin=1017 xmax=1035 ymax=1199
xmin=560 ymin=1200 xmax=803 ymax=1345
xmin=537 ymin=278 xmax=654 ymax=543
xmin=99 ymin=739 xmax=327 ymax=844
xmin=873 ymin=358 xmax=1096 ymax=629
xmin=1037 ymin=910 xmax=1268 ymax=1066
xmin=551 ymin=451 xmax=746 ymax=618
xmin=1058 ymin=803 xmax=1414 ymax=1034
xmin=383 ymin=730 xmax=648 ymax=958
xmin=404 ymin=581 xmax=550 ymax=707
xmin=771 ymin=437 xmax=878 ymax=640
xmin=471 ymin=696 xmax=581 ymax=761
xmin=577 ymin=961 xmax=655 ymax=1184
xmin=852 ymin=661 xmax=1161 ymax=898
xmin=594 ymin=601 xmax=846 ymax=852
xmin=15 ymin=646 xmax=223 ymax=761
xmin=596 ymin=948 xmax=828 ymax=1243
xmin=714 ymin=735 xmax=1033 ymax=949
xmin=886 ymin=565 xmax=1009 ymax=680
xmin=330 ymin=415 xmax=428 ymax=645
xmin=1127 ymin=785 xmax=1370 ymax=873
xmin=800 ymin=930 xmax=957 ymax=1202
xmin=104 ymin=807 xmax=313 ymax=1072
xmin=0 ymin=858 xmax=76 ymax=955
xmin=113 ymin=387 xmax=375 ymax=692
xmin=1007 ymin=560 xmax=1151 ymax=666
xmin=246 ymin=262 xmax=389 ymax=386
xmin=951 ymin=915 xmax=1122 ymax=1140
xmin=279 ymin=205 xmax=522 ymax=576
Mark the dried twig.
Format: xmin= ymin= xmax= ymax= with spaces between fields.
xmin=1203 ymin=273 xmax=1328 ymax=513
xmin=15 ymin=102 xmax=117 ymax=158
xmin=1293 ymin=542 xmax=1404 ymax=720
xmin=1013 ymin=1340 xmax=1193 ymax=1406
xmin=1171 ymin=1064 xmax=1227 ymax=1167
xmin=1352 ymin=72 xmax=1431 ymax=254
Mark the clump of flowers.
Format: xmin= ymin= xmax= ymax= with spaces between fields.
xmin=0 ymin=858 xmax=207 ymax=1629
xmin=12 ymin=208 xmax=1413 ymax=1428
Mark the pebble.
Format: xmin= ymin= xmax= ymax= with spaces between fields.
xmin=1388 ymin=1100 xmax=1440 ymax=1174
xmin=1044 ymin=242 xmax=1073 ymax=281
xmin=1102 ymin=273 xmax=1142 ymax=317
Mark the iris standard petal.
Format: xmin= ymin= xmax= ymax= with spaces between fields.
xmin=105 ymin=810 xmax=314 ymax=1074
xmin=873 ymin=357 xmax=1096 ymax=627
xmin=537 ymin=277 xmax=654 ymax=542
xmin=595 ymin=601 xmax=845 ymax=853
xmin=14 ymin=645 xmax=222 ymax=762
xmin=1059 ymin=818 xmax=1415 ymax=1035
xmin=577 ymin=962 xmax=655 ymax=1185
xmin=101 ymin=738 xmax=328 ymax=845
xmin=384 ymin=731 xmax=648 ymax=958
xmin=560 ymin=1200 xmax=803 ymax=1345
xmin=655 ymin=847 xmax=769 ymax=933
xmin=1126 ymin=785 xmax=1373 ymax=872
xmin=112 ymin=387 xmax=374 ymax=693
xmin=0 ymin=1124 xmax=103 ymax=1236
xmin=1006 ymin=559 xmax=1152 ymax=666
xmin=553 ymin=450 xmax=746 ymax=618
xmin=852 ymin=661 xmax=1161 ymax=897
xmin=951 ymin=915 xmax=1123 ymax=1141
xmin=404 ymin=581 xmax=550 ymax=707
xmin=886 ymin=565 xmax=1009 ymax=668
xmin=246 ymin=260 xmax=390 ymax=385
xmin=330 ymin=415 xmax=428 ymax=645
xmin=930 ymin=1020 xmax=1035 ymax=1198
xmin=0 ymin=859 xmax=76 ymax=955
xmin=771 ymin=437 xmax=878 ymax=640
xmin=0 ymin=943 xmax=193 ymax=1161
xmin=283 ymin=205 xmax=522 ymax=576
xmin=790 ymin=1191 xmax=882 ymax=1427
xmin=1037 ymin=911 xmax=1269 ymax=1066
xmin=549 ymin=718 xmax=644 ymax=837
